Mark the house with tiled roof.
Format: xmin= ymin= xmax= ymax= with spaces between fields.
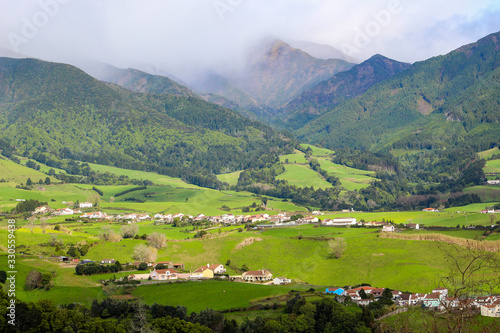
xmin=150 ymin=269 xmax=178 ymax=280
xmin=325 ymin=287 xmax=346 ymax=296
xmin=371 ymin=288 xmax=385 ymax=298
xmin=242 ymin=270 xmax=272 ymax=282
xmin=481 ymin=302 xmax=500 ymax=317
xmin=191 ymin=264 xmax=226 ymax=279
xmin=423 ymin=293 xmax=442 ymax=308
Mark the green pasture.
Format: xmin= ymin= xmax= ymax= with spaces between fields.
xmin=463 ymin=186 xmax=500 ymax=202
xmin=279 ymin=152 xmax=308 ymax=164
xmin=87 ymin=163 xmax=199 ymax=188
xmin=0 ymin=227 xmax=96 ymax=248
xmin=0 ymin=254 xmax=105 ymax=306
xmin=133 ymin=280 xmax=310 ymax=313
xmin=444 ymin=202 xmax=500 ymax=213
xmin=300 ymin=144 xmax=335 ymax=157
xmin=276 ymin=164 xmax=333 ymax=189
xmin=216 ymin=171 xmax=242 ymax=186
xmin=315 ymin=158 xmax=376 ymax=191
xmin=478 ymin=147 xmax=500 ymax=159
xmin=0 ymin=158 xmax=54 ymax=186
xmin=0 ymin=184 xmax=95 ymax=212
xmin=484 ymin=159 xmax=500 ymax=174
xmin=321 ymin=211 xmax=494 ymax=227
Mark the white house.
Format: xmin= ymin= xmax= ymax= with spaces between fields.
xmin=382 ymin=225 xmax=395 ymax=232
xmin=487 ymin=180 xmax=500 ymax=185
xmin=79 ymin=202 xmax=93 ymax=208
xmin=323 ymin=217 xmax=357 ymax=226
xmin=481 ymin=303 xmax=500 ymax=317
xmin=273 ymin=277 xmax=292 ymax=285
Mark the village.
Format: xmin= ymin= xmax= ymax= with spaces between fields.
xmin=32 ymin=201 xmax=435 ymax=230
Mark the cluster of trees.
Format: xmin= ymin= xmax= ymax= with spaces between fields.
xmin=75 ymin=262 xmax=122 ymax=276
xmin=24 ymin=269 xmax=52 ymax=291
xmin=446 ymin=193 xmax=482 ymax=208
xmin=309 ymin=159 xmax=341 ymax=186
xmin=66 ymin=244 xmax=90 ymax=259
xmin=11 ymin=199 xmax=47 ymax=214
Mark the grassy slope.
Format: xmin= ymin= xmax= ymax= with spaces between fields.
xmin=0 ymin=254 xmax=105 ymax=307
xmin=484 ymin=159 xmax=500 ymax=174
xmin=0 ymin=158 xmax=55 ymax=185
xmin=276 ymin=164 xmax=333 ymax=189
xmin=133 ymin=280 xmax=309 ymax=313
xmin=478 ymin=147 xmax=500 ymax=159
xmin=216 ymin=171 xmax=242 ymax=186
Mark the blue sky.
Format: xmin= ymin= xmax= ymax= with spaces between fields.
xmin=0 ymin=0 xmax=499 ymax=77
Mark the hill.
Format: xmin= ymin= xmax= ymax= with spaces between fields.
xmin=280 ymin=54 xmax=411 ymax=129
xmin=0 ymin=57 xmax=294 ymax=188
xmin=296 ymin=31 xmax=500 ymax=152
xmin=86 ymin=63 xmax=198 ymax=98
xmin=235 ymin=39 xmax=355 ymax=109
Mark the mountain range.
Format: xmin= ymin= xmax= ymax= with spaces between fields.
xmin=0 ymin=31 xmax=499 ymax=189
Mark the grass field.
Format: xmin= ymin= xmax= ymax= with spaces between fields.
xmin=320 ymin=211 xmax=496 ymax=227
xmin=463 ymin=186 xmax=500 ymax=202
xmin=216 ymin=171 xmax=242 ymax=186
xmin=478 ymin=147 xmax=500 ymax=159
xmin=133 ymin=280 xmax=310 ymax=313
xmin=0 ymin=158 xmax=55 ymax=186
xmin=316 ymin=158 xmax=376 ymax=191
xmin=484 ymin=159 xmax=500 ymax=174
xmin=276 ymin=164 xmax=333 ymax=189
xmin=300 ymin=144 xmax=335 ymax=157
xmin=0 ymin=254 xmax=105 ymax=306
xmin=279 ymin=152 xmax=308 ymax=164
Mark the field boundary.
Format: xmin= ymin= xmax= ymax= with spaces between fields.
xmin=380 ymin=232 xmax=500 ymax=252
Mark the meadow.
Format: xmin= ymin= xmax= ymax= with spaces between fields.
xmin=276 ymin=164 xmax=333 ymax=189
xmin=132 ymin=280 xmax=311 ymax=313
xmin=484 ymin=159 xmax=500 ymax=174
xmin=316 ymin=158 xmax=376 ymax=191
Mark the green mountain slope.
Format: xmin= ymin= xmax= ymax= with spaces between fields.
xmin=296 ymin=32 xmax=500 ymax=151
xmin=0 ymin=57 xmax=294 ymax=187
xmin=280 ymin=54 xmax=411 ymax=129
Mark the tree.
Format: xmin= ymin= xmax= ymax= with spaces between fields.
xmin=26 ymin=178 xmax=33 ymax=186
xmin=328 ymin=238 xmax=347 ymax=259
xmin=133 ymin=244 xmax=157 ymax=263
xmin=100 ymin=225 xmax=113 ymax=240
xmin=121 ymin=224 xmax=139 ymax=238
xmin=108 ymin=233 xmax=122 ymax=243
xmin=147 ymin=232 xmax=167 ymax=249
xmin=41 ymin=273 xmax=52 ymax=289
xmin=0 ymin=271 xmax=6 ymax=283
xmin=379 ymin=288 xmax=394 ymax=306
xmin=25 ymin=269 xmax=42 ymax=290
xmin=439 ymin=241 xmax=499 ymax=299
xmin=138 ymin=262 xmax=148 ymax=271
xmin=44 ymin=177 xmax=51 ymax=185
xmin=359 ymin=289 xmax=368 ymax=299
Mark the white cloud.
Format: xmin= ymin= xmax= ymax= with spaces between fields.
xmin=0 ymin=0 xmax=498 ymax=78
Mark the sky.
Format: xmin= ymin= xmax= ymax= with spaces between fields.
xmin=0 ymin=0 xmax=499 ymax=79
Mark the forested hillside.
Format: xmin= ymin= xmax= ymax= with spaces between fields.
xmin=297 ymin=32 xmax=500 ymax=152
xmin=0 ymin=57 xmax=294 ymax=188
xmin=280 ymin=55 xmax=411 ymax=129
